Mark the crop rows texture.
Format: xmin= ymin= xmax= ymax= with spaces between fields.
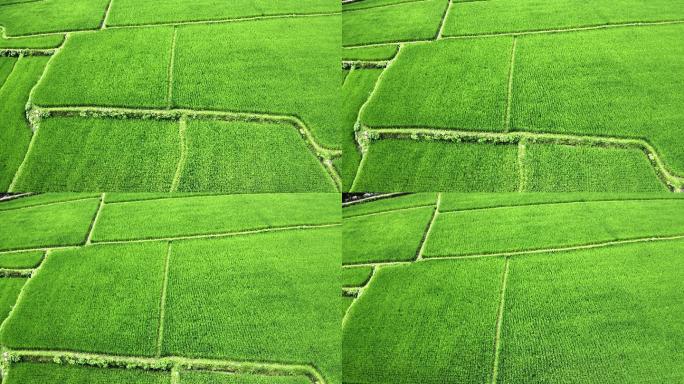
xmin=342 ymin=194 xmax=684 ymax=383
xmin=0 ymin=193 xmax=340 ymax=384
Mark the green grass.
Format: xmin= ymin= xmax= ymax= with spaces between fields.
xmin=0 ymin=193 xmax=99 ymax=211
xmin=0 ymin=56 xmax=49 ymax=190
xmin=92 ymin=194 xmax=339 ymax=242
xmin=5 ymin=363 xmax=170 ymax=384
xmin=0 ymin=198 xmax=99 ymax=251
xmin=352 ymin=140 xmax=519 ymax=192
xmin=107 ymin=0 xmax=339 ymax=26
xmin=342 ymin=0 xmax=447 ymax=46
xmin=522 ymin=144 xmax=667 ymax=192
xmin=343 ymin=206 xmax=434 ymax=264
xmin=343 ymin=0 xmax=429 ymax=11
xmin=342 ymin=267 xmax=373 ymax=287
xmin=0 ymin=33 xmax=64 ymax=49
xmin=512 ymin=25 xmax=684 ymax=174
xmin=0 ymin=278 xmax=26 ymax=324
xmin=341 ymin=68 xmax=382 ymax=191
xmin=33 ymin=28 xmax=173 ymax=108
xmin=172 ymin=16 xmax=341 ymax=149
xmin=343 ymin=259 xmax=504 ymax=383
xmin=0 ymin=0 xmax=109 ymax=35
xmin=342 ymin=45 xmax=398 ymax=61
xmin=0 ymin=57 xmax=16 ymax=86
xmin=343 ymin=193 xmax=437 ymax=217
xmin=162 ymin=228 xmax=341 ymax=384
xmin=178 ymin=371 xmax=310 ymax=384
xmin=1 ymin=243 xmax=166 ymax=356
xmin=500 ymin=239 xmax=684 ymax=383
xmin=14 ymin=117 xmax=180 ymax=192
xmin=177 ymin=120 xmax=335 ymax=192
xmin=424 ymin=199 xmax=684 ymax=257
xmin=341 ymin=296 xmax=354 ymax=317
xmin=362 ymin=37 xmax=512 ymax=130
xmin=443 ymin=0 xmax=684 ymax=36
xmin=0 ymin=250 xmax=43 ymax=269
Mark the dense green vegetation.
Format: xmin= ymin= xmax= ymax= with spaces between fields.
xmin=0 ymin=33 xmax=64 ymax=49
xmin=341 ymin=266 xmax=372 ymax=287
xmin=0 ymin=0 xmax=109 ymax=35
xmin=0 ymin=193 xmax=340 ymax=384
xmin=343 ymin=193 xmax=436 ymax=217
xmin=342 ymin=45 xmax=398 ymax=61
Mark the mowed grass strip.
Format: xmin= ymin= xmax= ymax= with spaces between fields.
xmin=33 ymin=27 xmax=173 ymax=108
xmin=1 ymin=243 xmax=166 ymax=356
xmin=443 ymin=0 xmax=684 ymax=36
xmin=512 ymin=25 xmax=684 ymax=174
xmin=162 ymin=228 xmax=341 ymax=384
xmin=107 ymin=0 xmax=339 ymax=26
xmin=342 ymin=45 xmax=398 ymax=61
xmin=342 ymin=267 xmax=373 ymax=287
xmin=352 ymin=140 xmax=519 ymax=192
xmin=343 ymin=0 xmax=448 ymax=46
xmin=362 ymin=37 xmax=512 ymax=130
xmin=177 ymin=120 xmax=335 ymax=193
xmin=0 ymin=33 xmax=64 ymax=49
xmin=341 ymin=68 xmax=382 ymax=191
xmin=521 ymin=144 xmax=667 ymax=192
xmin=13 ymin=117 xmax=181 ymax=192
xmin=424 ymin=199 xmax=684 ymax=257
xmin=343 ymin=206 xmax=434 ymax=264
xmin=179 ymin=371 xmax=310 ymax=384
xmin=5 ymin=363 xmax=170 ymax=384
xmin=0 ymin=278 xmax=26 ymax=324
xmin=92 ymin=194 xmax=339 ymax=242
xmin=343 ymin=259 xmax=504 ymax=383
xmin=438 ymin=193 xmax=684 ymax=212
xmin=0 ymin=56 xmax=49 ymax=190
xmin=172 ymin=16 xmax=341 ymax=149
xmin=343 ymin=193 xmax=437 ymax=217
xmin=0 ymin=198 xmax=99 ymax=251
xmin=0 ymin=0 xmax=109 ymax=35
xmin=500 ymin=239 xmax=684 ymax=383
xmin=0 ymin=250 xmax=43 ymax=269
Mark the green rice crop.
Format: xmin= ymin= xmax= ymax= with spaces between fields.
xmin=162 ymin=228 xmax=340 ymax=384
xmin=443 ymin=0 xmax=684 ymax=37
xmin=179 ymin=371 xmax=310 ymax=384
xmin=342 ymin=45 xmax=398 ymax=61
xmin=341 ymin=296 xmax=354 ymax=317
xmin=0 ymin=193 xmax=99 ymax=210
xmin=343 ymin=259 xmax=504 ymax=383
xmin=92 ymin=194 xmax=339 ymax=242
xmin=343 ymin=206 xmax=434 ymax=264
xmin=0 ymin=34 xmax=64 ymax=49
xmin=0 ymin=278 xmax=26 ymax=323
xmin=0 ymin=198 xmax=99 ymax=251
xmin=0 ymin=0 xmax=109 ymax=35
xmin=343 ymin=193 xmax=437 ymax=217
xmin=0 ymin=57 xmax=16 ymax=86
xmin=362 ymin=37 xmax=512 ymax=130
xmin=522 ymin=144 xmax=667 ymax=192
xmin=5 ymin=363 xmax=170 ymax=384
xmin=342 ymin=267 xmax=373 ymax=287
xmin=343 ymin=0 xmax=427 ymax=11
xmin=177 ymin=120 xmax=335 ymax=193
xmin=0 ymin=56 xmax=48 ymax=190
xmin=424 ymin=199 xmax=684 ymax=257
xmin=343 ymin=0 xmax=447 ymax=46
xmin=14 ymin=117 xmax=180 ymax=192
xmin=107 ymin=0 xmax=339 ymax=26
xmin=1 ymin=243 xmax=166 ymax=356
xmin=0 ymin=250 xmax=43 ymax=269
xmin=33 ymin=28 xmax=173 ymax=108
xmin=500 ymin=239 xmax=684 ymax=383
xmin=352 ymin=140 xmax=519 ymax=192
xmin=341 ymin=68 xmax=382 ymax=190
xmin=512 ymin=25 xmax=684 ymax=174
xmin=172 ymin=16 xmax=341 ymax=149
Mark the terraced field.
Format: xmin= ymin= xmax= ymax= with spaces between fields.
xmin=0 ymin=193 xmax=341 ymax=384
xmin=0 ymin=1 xmax=342 ymax=192
xmin=342 ymin=0 xmax=684 ymax=192
xmin=342 ymin=193 xmax=684 ymax=383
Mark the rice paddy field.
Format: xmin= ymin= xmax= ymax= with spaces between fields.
xmin=342 ymin=193 xmax=684 ymax=383
xmin=0 ymin=193 xmax=341 ymax=384
xmin=0 ymin=1 xmax=342 ymax=192
xmin=342 ymin=0 xmax=684 ymax=192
